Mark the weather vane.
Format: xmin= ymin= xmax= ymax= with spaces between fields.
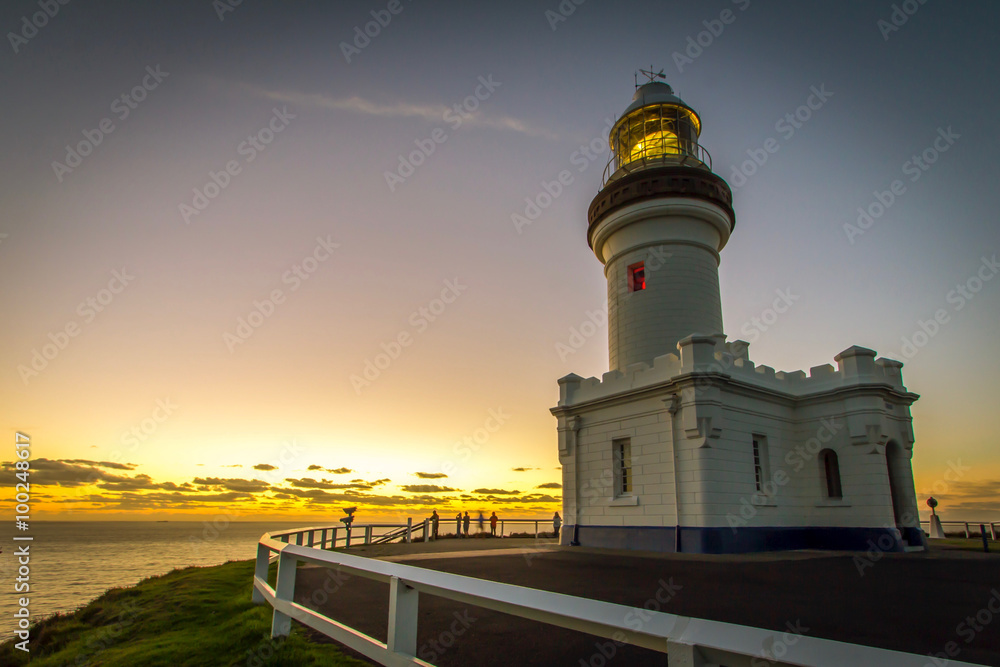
xmin=635 ymin=66 xmax=667 ymax=88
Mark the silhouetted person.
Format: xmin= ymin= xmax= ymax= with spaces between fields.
xmin=490 ymin=512 xmax=498 ymax=536
xmin=553 ymin=512 xmax=562 ymax=539
xmin=430 ymin=510 xmax=439 ymax=539
xmin=456 ymin=512 xmax=462 ymax=537
xmin=477 ymin=512 xmax=485 ymax=533
xmin=463 ymin=511 xmax=470 ymax=537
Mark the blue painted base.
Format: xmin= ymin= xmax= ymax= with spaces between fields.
xmin=561 ymin=524 xmax=926 ymax=554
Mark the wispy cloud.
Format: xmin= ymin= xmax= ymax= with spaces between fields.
xmin=243 ymin=85 xmax=557 ymax=139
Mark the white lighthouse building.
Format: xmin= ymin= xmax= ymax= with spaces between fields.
xmin=551 ymin=79 xmax=924 ymax=554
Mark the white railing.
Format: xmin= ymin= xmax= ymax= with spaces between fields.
xmin=920 ymin=520 xmax=998 ymax=540
xmin=251 ymin=528 xmax=988 ymax=667
xmin=268 ymin=520 xmax=428 ymax=550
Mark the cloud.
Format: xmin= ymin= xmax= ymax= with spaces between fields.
xmin=242 ymin=85 xmax=556 ymax=139
xmin=284 ymin=477 xmax=375 ymax=490
xmin=473 ymin=488 xmax=520 ymax=495
xmin=415 ymin=472 xmax=447 ymax=479
xmin=192 ymin=477 xmax=271 ymax=493
xmin=536 ymin=482 xmax=562 ymax=489
xmin=253 ymin=464 xmax=277 ymax=471
xmin=0 ymin=458 xmax=138 ymax=487
xmin=512 ymin=467 xmax=539 ymax=472
xmin=400 ymin=485 xmax=459 ymax=493
xmin=307 ymin=465 xmax=353 ymax=474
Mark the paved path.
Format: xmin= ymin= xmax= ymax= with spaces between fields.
xmin=294 ymin=539 xmax=1000 ymax=666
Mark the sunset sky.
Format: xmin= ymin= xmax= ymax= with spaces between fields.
xmin=2 ymin=0 xmax=998 ymax=522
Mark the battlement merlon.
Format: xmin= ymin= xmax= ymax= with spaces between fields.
xmin=554 ymin=334 xmax=917 ymax=408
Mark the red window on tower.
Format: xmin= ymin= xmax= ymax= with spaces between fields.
xmin=627 ymin=262 xmax=645 ymax=292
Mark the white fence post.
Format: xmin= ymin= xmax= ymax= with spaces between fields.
xmin=307 ymin=530 xmax=315 ymax=548
xmin=365 ymin=525 xmax=372 ymax=545
xmin=387 ymin=575 xmax=419 ymax=657
xmin=992 ymin=523 xmax=997 ymax=541
xmin=535 ymin=520 xmax=539 ymax=539
xmin=666 ymin=641 xmax=711 ymax=666
xmin=331 ymin=527 xmax=338 ymax=549
xmin=251 ymin=543 xmax=270 ymax=604
xmin=406 ymin=518 xmax=413 ymax=543
xmin=423 ymin=518 xmax=429 ymax=541
xmin=965 ymin=522 xmax=970 ymax=539
xmin=270 ymin=552 xmax=297 ymax=638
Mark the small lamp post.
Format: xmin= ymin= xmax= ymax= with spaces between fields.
xmin=927 ymin=497 xmax=945 ymax=539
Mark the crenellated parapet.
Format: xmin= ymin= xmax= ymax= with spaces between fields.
xmin=557 ymin=334 xmax=915 ymax=408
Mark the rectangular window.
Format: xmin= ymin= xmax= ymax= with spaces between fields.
xmin=613 ymin=438 xmax=632 ymax=496
xmin=752 ymin=435 xmax=769 ymax=493
xmin=627 ymin=262 xmax=645 ymax=292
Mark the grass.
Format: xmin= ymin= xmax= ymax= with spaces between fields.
xmin=933 ymin=537 xmax=999 ymax=553
xmin=0 ymin=559 xmax=368 ymax=667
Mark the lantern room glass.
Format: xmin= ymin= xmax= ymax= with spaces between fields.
xmin=610 ymin=103 xmax=703 ymax=172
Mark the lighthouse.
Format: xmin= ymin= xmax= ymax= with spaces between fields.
xmin=552 ymin=76 xmax=924 ymax=554
xmin=588 ymin=80 xmax=734 ymax=372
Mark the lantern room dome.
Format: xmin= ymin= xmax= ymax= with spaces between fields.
xmin=621 ymin=82 xmax=696 ymax=118
xmin=602 ymin=80 xmax=712 ymax=187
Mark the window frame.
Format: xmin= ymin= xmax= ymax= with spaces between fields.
xmin=627 ymin=262 xmax=646 ymax=293
xmin=612 ymin=438 xmax=632 ymax=497
xmin=821 ymin=449 xmax=843 ymax=499
xmin=751 ymin=435 xmax=770 ymax=494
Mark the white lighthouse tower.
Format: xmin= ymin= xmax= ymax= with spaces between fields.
xmin=589 ymin=80 xmax=734 ymax=371
xmin=552 ymin=76 xmax=924 ymax=554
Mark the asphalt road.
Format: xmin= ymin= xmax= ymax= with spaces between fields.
xmin=294 ymin=543 xmax=1000 ymax=666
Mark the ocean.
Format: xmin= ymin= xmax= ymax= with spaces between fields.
xmin=0 ymin=521 xmax=308 ymax=639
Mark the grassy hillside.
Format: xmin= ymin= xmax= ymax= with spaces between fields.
xmin=0 ymin=559 xmax=367 ymax=666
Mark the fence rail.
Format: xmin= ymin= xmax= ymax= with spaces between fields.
xmin=252 ymin=526 xmax=988 ymax=667
xmin=919 ymin=520 xmax=998 ymax=540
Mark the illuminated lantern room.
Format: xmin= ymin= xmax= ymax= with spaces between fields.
xmin=605 ymin=81 xmax=710 ymax=184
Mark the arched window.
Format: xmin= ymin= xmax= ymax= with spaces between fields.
xmin=821 ymin=449 xmax=843 ymax=499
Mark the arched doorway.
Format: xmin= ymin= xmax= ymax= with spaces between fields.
xmin=885 ymin=441 xmax=908 ymax=527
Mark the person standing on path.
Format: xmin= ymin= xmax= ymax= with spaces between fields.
xmin=553 ymin=512 xmax=562 ymax=539
xmin=463 ymin=511 xmax=471 ymax=537
xmin=456 ymin=512 xmax=462 ymax=537
xmin=489 ymin=512 xmax=498 ymax=536
xmin=430 ymin=510 xmax=439 ymax=540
